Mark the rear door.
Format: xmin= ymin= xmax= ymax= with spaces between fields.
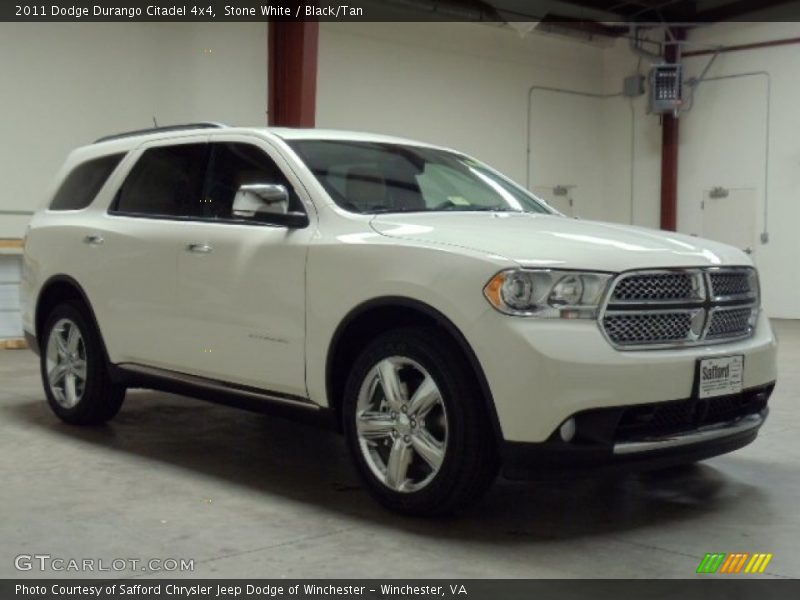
xmin=97 ymin=138 xmax=210 ymax=369
xmin=171 ymin=136 xmax=313 ymax=398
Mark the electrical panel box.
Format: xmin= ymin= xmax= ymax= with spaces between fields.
xmin=649 ymin=64 xmax=684 ymax=114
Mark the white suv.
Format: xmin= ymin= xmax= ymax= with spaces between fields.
xmin=21 ymin=124 xmax=777 ymax=515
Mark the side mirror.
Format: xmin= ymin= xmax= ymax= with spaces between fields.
xmin=232 ymin=184 xmax=309 ymax=228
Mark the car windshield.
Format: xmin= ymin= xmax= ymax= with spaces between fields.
xmin=287 ymin=140 xmax=553 ymax=215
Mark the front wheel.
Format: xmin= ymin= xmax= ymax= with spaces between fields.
xmin=343 ymin=328 xmax=498 ymax=515
xmin=40 ymin=303 xmax=126 ymax=425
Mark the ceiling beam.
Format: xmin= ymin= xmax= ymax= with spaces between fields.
xmin=539 ymin=15 xmax=629 ymax=36
xmin=696 ymin=0 xmax=799 ymax=21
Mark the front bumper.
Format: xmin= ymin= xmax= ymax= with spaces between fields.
xmin=501 ymin=383 xmax=773 ymax=480
xmin=467 ymin=310 xmax=778 ymax=443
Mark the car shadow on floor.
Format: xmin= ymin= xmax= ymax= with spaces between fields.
xmin=7 ymin=390 xmax=769 ymax=543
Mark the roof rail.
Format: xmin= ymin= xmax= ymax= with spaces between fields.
xmin=94 ymin=122 xmax=228 ymax=144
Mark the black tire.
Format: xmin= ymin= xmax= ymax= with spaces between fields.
xmin=343 ymin=327 xmax=499 ymax=516
xmin=40 ymin=302 xmax=126 ymax=425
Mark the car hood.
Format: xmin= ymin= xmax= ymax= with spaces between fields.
xmin=369 ymin=212 xmax=751 ymax=271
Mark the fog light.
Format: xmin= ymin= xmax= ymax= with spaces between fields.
xmin=559 ymin=418 xmax=576 ymax=442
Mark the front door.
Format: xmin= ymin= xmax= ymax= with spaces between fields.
xmin=172 ymin=138 xmax=313 ymax=398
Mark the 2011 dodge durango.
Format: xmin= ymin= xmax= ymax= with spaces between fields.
xmin=21 ymin=123 xmax=777 ymax=515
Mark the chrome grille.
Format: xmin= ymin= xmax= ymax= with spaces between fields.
xmin=709 ymin=270 xmax=755 ymax=299
xmin=611 ymin=272 xmax=698 ymax=303
xmin=601 ymin=268 xmax=758 ymax=349
xmin=603 ymin=312 xmax=694 ymax=345
xmin=707 ymin=307 xmax=754 ymax=339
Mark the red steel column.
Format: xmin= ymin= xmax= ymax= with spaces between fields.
xmin=660 ymin=28 xmax=686 ymax=232
xmin=660 ymin=115 xmax=679 ymax=231
xmin=268 ymin=21 xmax=319 ymax=127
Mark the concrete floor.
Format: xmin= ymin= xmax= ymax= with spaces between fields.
xmin=1 ymin=321 xmax=798 ymax=580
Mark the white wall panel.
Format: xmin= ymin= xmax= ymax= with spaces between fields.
xmin=0 ymin=22 xmax=268 ymax=239
xmin=680 ymin=23 xmax=800 ymax=318
xmin=316 ymin=22 xmax=622 ymax=218
xmin=0 ymin=255 xmax=22 ymax=339
xmin=2 ymin=21 xmax=795 ymax=320
xmin=601 ymin=25 xmax=800 ymax=318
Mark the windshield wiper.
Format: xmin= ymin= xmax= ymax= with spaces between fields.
xmin=365 ymin=206 xmax=525 ymax=214
xmin=455 ymin=206 xmax=521 ymax=212
xmin=365 ymin=207 xmax=425 ymax=214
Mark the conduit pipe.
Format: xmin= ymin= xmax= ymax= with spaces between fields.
xmin=684 ymin=37 xmax=800 ymax=57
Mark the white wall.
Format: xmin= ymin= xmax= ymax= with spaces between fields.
xmin=0 ymin=23 xmax=268 ymax=238
xmin=601 ymin=38 xmax=663 ymax=229
xmin=316 ymin=23 xmax=665 ymax=229
xmin=1 ymin=21 xmax=796 ymax=318
xmin=594 ymin=25 xmax=800 ymax=319
xmin=317 ymin=22 xmax=635 ymax=221
xmin=318 ymin=22 xmax=799 ymax=318
xmin=679 ymin=22 xmax=800 ymax=318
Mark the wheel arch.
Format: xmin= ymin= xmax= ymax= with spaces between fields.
xmin=325 ymin=296 xmax=503 ymax=440
xmin=34 ymin=275 xmax=111 ymax=366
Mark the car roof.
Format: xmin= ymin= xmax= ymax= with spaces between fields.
xmin=88 ymin=125 xmax=445 ymax=152
xmin=67 ymin=126 xmax=455 ymax=169
xmin=266 ymin=127 xmax=436 ymax=147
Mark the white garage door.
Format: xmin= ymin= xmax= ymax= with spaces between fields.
xmin=701 ymin=188 xmax=758 ymax=257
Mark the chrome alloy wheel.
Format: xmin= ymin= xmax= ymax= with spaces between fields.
xmin=45 ymin=318 xmax=88 ymax=409
xmin=355 ymin=356 xmax=448 ymax=493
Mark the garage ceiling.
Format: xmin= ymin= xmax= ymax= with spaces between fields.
xmin=395 ymin=0 xmax=800 ymax=27
xmin=485 ymin=0 xmax=799 ymax=22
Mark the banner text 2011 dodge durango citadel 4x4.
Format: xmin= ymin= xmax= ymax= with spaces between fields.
xmin=21 ymin=124 xmax=777 ymax=515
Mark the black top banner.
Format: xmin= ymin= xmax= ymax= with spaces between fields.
xmin=4 ymin=0 xmax=800 ymax=22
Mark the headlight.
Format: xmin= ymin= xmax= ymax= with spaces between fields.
xmin=483 ymin=269 xmax=613 ymax=318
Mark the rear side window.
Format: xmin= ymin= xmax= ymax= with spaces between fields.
xmin=113 ymin=144 xmax=208 ymax=217
xmin=49 ymin=153 xmax=125 ymax=211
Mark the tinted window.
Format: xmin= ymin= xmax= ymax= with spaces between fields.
xmin=50 ymin=153 xmax=124 ymax=211
xmin=288 ymin=140 xmax=551 ymax=215
xmin=203 ymin=143 xmax=302 ymax=219
xmin=114 ymin=144 xmax=208 ymax=217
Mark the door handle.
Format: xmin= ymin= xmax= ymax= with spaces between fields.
xmin=83 ymin=234 xmax=104 ymax=246
xmin=185 ymin=242 xmax=213 ymax=254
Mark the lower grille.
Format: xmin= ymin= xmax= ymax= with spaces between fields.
xmin=568 ymin=384 xmax=774 ymax=445
xmin=707 ymin=307 xmax=754 ymax=339
xmin=603 ymin=311 xmax=695 ymax=346
xmin=615 ymin=386 xmax=772 ymax=440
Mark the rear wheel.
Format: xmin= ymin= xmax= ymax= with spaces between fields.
xmin=343 ymin=328 xmax=498 ymax=515
xmin=40 ymin=303 xmax=125 ymax=425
